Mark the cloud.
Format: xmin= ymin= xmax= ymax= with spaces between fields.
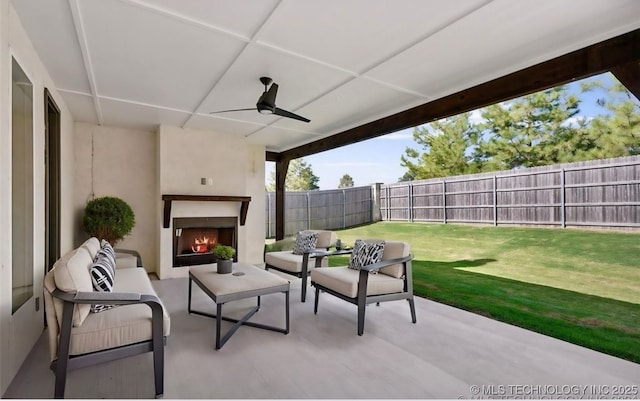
xmin=562 ymin=116 xmax=593 ymax=128
xmin=380 ymin=131 xmax=413 ymax=140
xmin=469 ymin=109 xmax=486 ymax=124
xmin=317 ymin=162 xmax=381 ymax=167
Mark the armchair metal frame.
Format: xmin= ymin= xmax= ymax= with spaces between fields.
xmin=265 ymin=249 xmax=327 ymax=302
xmin=50 ymin=289 xmax=166 ymax=399
xmin=311 ymin=252 xmax=416 ymax=335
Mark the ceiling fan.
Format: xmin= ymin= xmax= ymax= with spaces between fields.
xmin=209 ymin=76 xmax=310 ymax=123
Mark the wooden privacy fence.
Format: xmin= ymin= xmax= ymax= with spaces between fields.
xmin=381 ymin=155 xmax=640 ymax=229
xmin=266 ymin=185 xmax=374 ymax=237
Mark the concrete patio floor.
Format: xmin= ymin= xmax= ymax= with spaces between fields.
xmin=4 ymin=270 xmax=640 ymax=398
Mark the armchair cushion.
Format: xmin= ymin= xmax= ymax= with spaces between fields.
xmin=314 ymin=230 xmax=337 ymax=249
xmin=292 ymin=231 xmax=318 ymax=255
xmin=311 ymin=267 xmax=404 ymax=298
xmin=379 ymin=241 xmax=410 ymax=278
xmin=265 ymin=250 xmax=328 ymax=273
xmin=348 ymin=240 xmax=385 ymax=273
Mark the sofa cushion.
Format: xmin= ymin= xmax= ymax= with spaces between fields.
xmin=115 ymin=252 xmax=138 ymax=269
xmin=68 ymin=268 xmax=171 ymax=356
xmin=348 ymin=239 xmax=385 ymax=273
xmin=80 ymin=237 xmax=101 ymax=260
xmin=265 ymin=250 xmax=328 ymax=273
xmin=311 ymin=267 xmax=404 ymax=298
xmin=292 ymin=231 xmax=318 ymax=255
xmin=52 ymin=247 xmax=93 ymax=327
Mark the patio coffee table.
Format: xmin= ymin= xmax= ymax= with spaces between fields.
xmin=188 ymin=262 xmax=290 ymax=349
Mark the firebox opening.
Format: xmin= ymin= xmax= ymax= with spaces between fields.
xmin=173 ymin=217 xmax=237 ymax=267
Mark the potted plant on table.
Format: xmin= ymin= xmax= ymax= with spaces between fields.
xmin=213 ymin=244 xmax=236 ymax=274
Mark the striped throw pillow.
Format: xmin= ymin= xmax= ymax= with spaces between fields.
xmin=348 ymin=239 xmax=385 ymax=274
xmin=98 ymin=239 xmax=117 ymax=274
xmin=90 ymin=253 xmax=117 ymax=313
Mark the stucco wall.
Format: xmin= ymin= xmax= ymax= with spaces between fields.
xmin=0 ymin=0 xmax=75 ymax=394
xmin=74 ymin=123 xmax=158 ymax=271
xmin=73 ymin=123 xmax=266 ymax=279
xmin=157 ymin=125 xmax=266 ymax=279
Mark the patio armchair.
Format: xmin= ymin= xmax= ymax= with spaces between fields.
xmin=310 ymin=240 xmax=416 ymax=335
xmin=264 ymin=230 xmax=337 ymax=302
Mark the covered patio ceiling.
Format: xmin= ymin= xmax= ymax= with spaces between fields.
xmin=13 ymin=1 xmax=640 ymax=240
xmin=12 ymin=0 xmax=640 ymax=157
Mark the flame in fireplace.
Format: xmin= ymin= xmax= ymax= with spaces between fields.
xmin=191 ymin=236 xmax=215 ymax=253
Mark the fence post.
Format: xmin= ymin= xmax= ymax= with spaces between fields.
xmin=442 ymin=179 xmax=447 ymax=224
xmin=493 ymin=175 xmax=498 ymax=226
xmin=386 ymin=186 xmax=390 ymax=221
xmin=370 ymin=183 xmax=382 ymax=222
xmin=342 ymin=189 xmax=346 ymax=229
xmin=407 ymin=184 xmax=412 ymax=222
xmin=267 ymin=192 xmax=272 ymax=237
xmin=560 ymin=168 xmax=566 ymax=228
xmin=306 ymin=192 xmax=311 ymax=230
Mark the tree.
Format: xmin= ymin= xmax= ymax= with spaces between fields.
xmin=574 ymin=77 xmax=640 ymax=160
xmin=338 ymin=174 xmax=354 ymax=188
xmin=266 ymin=158 xmax=320 ymax=191
xmin=400 ymin=113 xmax=479 ymax=179
xmin=475 ymin=86 xmax=581 ymax=170
xmin=398 ymin=77 xmax=640 ymax=183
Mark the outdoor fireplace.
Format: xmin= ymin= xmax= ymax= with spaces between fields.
xmin=173 ymin=217 xmax=237 ymax=267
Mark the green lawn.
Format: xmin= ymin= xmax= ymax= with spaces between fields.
xmin=324 ymin=222 xmax=640 ymax=363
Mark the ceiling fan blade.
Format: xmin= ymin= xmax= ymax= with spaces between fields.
xmin=264 ymin=82 xmax=278 ymax=106
xmin=209 ymin=108 xmax=256 ymax=114
xmin=274 ymin=107 xmax=311 ymax=123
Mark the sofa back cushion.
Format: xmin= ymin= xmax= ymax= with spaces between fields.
xmin=378 ymin=240 xmax=410 ymax=278
xmin=52 ymin=246 xmax=94 ymax=327
xmin=80 ymin=237 xmax=101 ymax=260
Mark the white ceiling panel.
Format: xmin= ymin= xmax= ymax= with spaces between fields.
xmin=99 ymin=97 xmax=191 ymax=131
xmin=80 ymin=0 xmax=246 ymax=110
xmin=367 ymin=0 xmax=640 ymax=100
xmin=196 ymin=43 xmax=353 ymax=121
xmin=11 ymin=0 xmax=91 ymax=93
xmin=140 ymin=0 xmax=280 ymax=38
xmin=247 ymin=126 xmax=322 ymax=151
xmin=185 ymin=114 xmax=266 ymax=136
xmin=10 ymin=0 xmax=640 ymax=153
xmin=273 ymin=77 xmax=423 ymax=135
xmin=59 ymin=91 xmax=98 ymax=124
xmin=259 ymin=0 xmax=491 ymax=73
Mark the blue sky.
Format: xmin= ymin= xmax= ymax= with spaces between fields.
xmin=267 ymin=72 xmax=623 ymax=190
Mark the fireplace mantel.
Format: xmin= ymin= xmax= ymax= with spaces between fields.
xmin=162 ymin=194 xmax=251 ymax=228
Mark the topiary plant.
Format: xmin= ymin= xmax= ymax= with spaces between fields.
xmin=83 ymin=196 xmax=135 ymax=245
